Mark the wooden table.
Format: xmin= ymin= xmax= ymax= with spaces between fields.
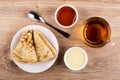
xmin=0 ymin=0 xmax=120 ymax=80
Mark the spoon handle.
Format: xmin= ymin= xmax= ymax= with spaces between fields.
xmin=45 ymin=22 xmax=70 ymax=38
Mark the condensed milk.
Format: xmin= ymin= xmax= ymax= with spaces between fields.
xmin=64 ymin=47 xmax=88 ymax=71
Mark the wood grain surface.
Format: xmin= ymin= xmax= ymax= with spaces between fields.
xmin=0 ymin=0 xmax=120 ymax=80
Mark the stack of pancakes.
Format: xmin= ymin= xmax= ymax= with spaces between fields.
xmin=11 ymin=30 xmax=57 ymax=64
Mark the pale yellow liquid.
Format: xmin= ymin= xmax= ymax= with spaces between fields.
xmin=66 ymin=48 xmax=85 ymax=69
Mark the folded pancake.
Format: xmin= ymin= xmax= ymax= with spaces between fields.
xmin=33 ymin=30 xmax=57 ymax=62
xmin=11 ymin=30 xmax=37 ymax=63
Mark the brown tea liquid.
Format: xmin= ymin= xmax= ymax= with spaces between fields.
xmin=83 ymin=17 xmax=111 ymax=47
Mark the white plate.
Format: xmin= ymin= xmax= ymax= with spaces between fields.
xmin=10 ymin=25 xmax=59 ymax=73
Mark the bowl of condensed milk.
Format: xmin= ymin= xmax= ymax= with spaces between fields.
xmin=64 ymin=47 xmax=88 ymax=71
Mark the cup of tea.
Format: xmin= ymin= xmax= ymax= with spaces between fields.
xmin=83 ymin=17 xmax=111 ymax=47
xmin=55 ymin=4 xmax=79 ymax=28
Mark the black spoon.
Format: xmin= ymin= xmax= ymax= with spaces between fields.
xmin=28 ymin=11 xmax=70 ymax=38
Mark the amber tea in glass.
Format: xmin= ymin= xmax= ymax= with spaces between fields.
xmin=83 ymin=17 xmax=111 ymax=47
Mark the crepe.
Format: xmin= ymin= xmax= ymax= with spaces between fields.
xmin=11 ymin=29 xmax=57 ymax=63
xmin=11 ymin=30 xmax=37 ymax=63
xmin=33 ymin=30 xmax=57 ymax=62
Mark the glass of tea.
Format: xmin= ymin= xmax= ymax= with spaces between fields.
xmin=83 ymin=17 xmax=111 ymax=47
xmin=55 ymin=4 xmax=78 ymax=28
